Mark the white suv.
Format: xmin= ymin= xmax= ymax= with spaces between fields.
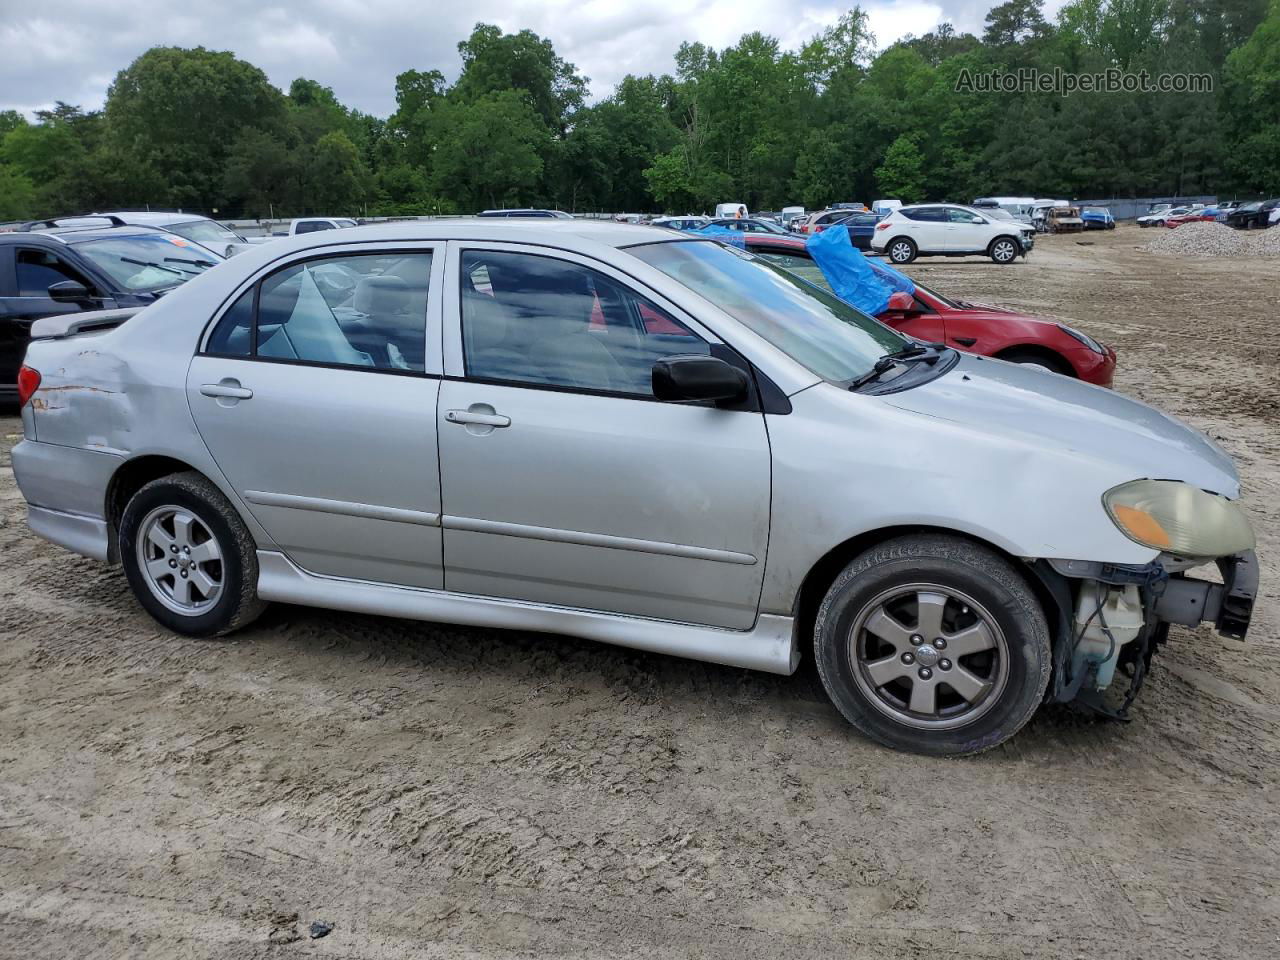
xmin=871 ymin=204 xmax=1035 ymax=265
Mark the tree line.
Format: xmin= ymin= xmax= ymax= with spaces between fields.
xmin=1 ymin=0 xmax=1276 ymax=221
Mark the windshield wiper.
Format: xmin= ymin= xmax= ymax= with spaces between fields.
xmin=120 ymin=256 xmax=193 ymax=277
xmin=849 ymin=343 xmax=947 ymax=390
xmin=164 ymin=255 xmax=217 ymax=268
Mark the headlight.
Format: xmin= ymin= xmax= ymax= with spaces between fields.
xmin=1057 ymin=323 xmax=1104 ymax=354
xmin=1104 ymin=480 xmax=1255 ymax=557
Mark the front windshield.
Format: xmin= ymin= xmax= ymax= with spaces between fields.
xmin=75 ymin=233 xmax=222 ymax=292
xmin=913 ymin=281 xmax=961 ymax=309
xmin=630 ymin=240 xmax=905 ymax=383
xmin=168 ymin=219 xmax=240 ymax=246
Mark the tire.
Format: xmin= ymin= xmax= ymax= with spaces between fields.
xmin=886 ymin=238 xmax=916 ymax=264
xmin=998 ymin=348 xmax=1072 ymax=376
xmin=989 ymin=237 xmax=1018 ymax=264
xmin=119 ymin=471 xmax=266 ymax=637
xmin=1106 ymin=222 xmax=1115 ymax=230
xmin=814 ymin=534 xmax=1051 ymax=756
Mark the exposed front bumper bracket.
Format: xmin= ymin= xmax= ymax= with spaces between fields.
xmin=1154 ymin=551 xmax=1256 ymax=640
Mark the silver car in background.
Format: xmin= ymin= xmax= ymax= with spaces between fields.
xmin=11 ymin=221 xmax=1257 ymax=755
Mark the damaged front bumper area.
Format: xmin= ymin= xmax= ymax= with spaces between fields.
xmin=1033 ymin=552 xmax=1257 ymax=717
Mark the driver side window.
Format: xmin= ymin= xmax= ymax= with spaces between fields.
xmin=947 ymin=208 xmax=985 ymax=224
xmin=16 ymin=248 xmax=95 ymax=298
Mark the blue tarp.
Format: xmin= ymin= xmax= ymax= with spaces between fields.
xmin=691 ymin=223 xmax=747 ymax=249
xmin=805 ymin=225 xmax=913 ymax=315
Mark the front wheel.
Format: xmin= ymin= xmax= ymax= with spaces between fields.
xmin=886 ymin=238 xmax=917 ymax=264
xmin=119 ymin=471 xmax=266 ymax=637
xmin=814 ymin=534 xmax=1051 ymax=756
xmin=989 ymin=237 xmax=1019 ymax=263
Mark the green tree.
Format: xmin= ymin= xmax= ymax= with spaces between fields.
xmin=105 ymin=46 xmax=290 ymax=209
xmin=454 ymin=24 xmax=587 ymax=135
xmin=0 ymin=163 xmax=37 ymax=219
xmin=428 ymin=90 xmax=547 ymax=209
xmin=1222 ymin=0 xmax=1280 ymax=189
xmin=875 ymin=136 xmax=927 ymax=201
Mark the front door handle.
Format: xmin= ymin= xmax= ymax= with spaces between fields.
xmin=446 ymin=409 xmax=510 ymax=427
xmin=200 ymin=379 xmax=253 ymax=400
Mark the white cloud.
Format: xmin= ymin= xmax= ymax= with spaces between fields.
xmin=0 ymin=0 xmax=1071 ymax=117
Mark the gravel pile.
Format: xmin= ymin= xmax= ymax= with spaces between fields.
xmin=1146 ymin=220 xmax=1280 ymax=257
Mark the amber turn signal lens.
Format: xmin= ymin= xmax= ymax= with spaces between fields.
xmin=1110 ymin=505 xmax=1172 ymax=549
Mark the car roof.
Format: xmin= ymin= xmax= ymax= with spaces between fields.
xmin=477 ymin=209 xmax=573 ymax=218
xmin=0 ymin=223 xmax=172 ymax=244
xmin=98 ymin=211 xmax=213 ymax=226
xmin=223 ymin=219 xmax=687 ymax=254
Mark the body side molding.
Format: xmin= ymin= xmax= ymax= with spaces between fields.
xmin=255 ymin=551 xmax=796 ymax=674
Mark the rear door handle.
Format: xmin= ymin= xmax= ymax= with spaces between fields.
xmin=446 ymin=409 xmax=510 ymax=427
xmin=200 ymin=381 xmax=253 ymax=400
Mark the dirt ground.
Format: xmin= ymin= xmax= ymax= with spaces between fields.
xmin=1 ymin=224 xmax=1277 ymax=959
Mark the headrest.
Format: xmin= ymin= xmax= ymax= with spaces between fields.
xmin=353 ymin=275 xmax=409 ymax=316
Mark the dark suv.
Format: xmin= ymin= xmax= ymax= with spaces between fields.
xmin=0 ymin=224 xmax=222 ymax=400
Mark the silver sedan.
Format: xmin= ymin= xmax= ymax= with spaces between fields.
xmin=12 ymin=221 xmax=1256 ymax=755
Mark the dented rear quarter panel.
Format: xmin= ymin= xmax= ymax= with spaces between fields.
xmin=21 ymin=268 xmax=277 ymax=549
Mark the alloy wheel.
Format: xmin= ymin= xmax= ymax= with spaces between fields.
xmin=993 ymin=240 xmax=1016 ymax=262
xmin=848 ymin=584 xmax=1009 ymax=730
xmin=135 ymin=505 xmax=224 ymax=615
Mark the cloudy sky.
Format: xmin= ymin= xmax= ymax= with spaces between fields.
xmin=0 ymin=0 xmax=1066 ymax=118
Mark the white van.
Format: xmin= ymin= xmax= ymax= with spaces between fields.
xmin=715 ymin=203 xmax=748 ymax=219
xmin=781 ymin=205 xmax=806 ymax=225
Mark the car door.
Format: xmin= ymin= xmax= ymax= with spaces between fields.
xmin=944 ymin=207 xmax=989 ymax=252
xmin=436 ymin=243 xmax=772 ymax=630
xmin=186 ymin=245 xmax=446 ymax=588
xmin=897 ymin=208 xmax=946 ymax=250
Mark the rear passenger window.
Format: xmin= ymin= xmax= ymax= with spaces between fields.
xmin=204 ymin=252 xmax=432 ymax=372
xmin=206 ymin=289 xmax=254 ymax=356
xmin=460 ymin=250 xmax=709 ymax=397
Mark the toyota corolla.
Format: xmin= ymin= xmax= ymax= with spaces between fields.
xmin=12 ymin=221 xmax=1256 ymax=755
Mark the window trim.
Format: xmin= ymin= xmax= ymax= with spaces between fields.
xmin=198 ymin=243 xmax=443 ymax=376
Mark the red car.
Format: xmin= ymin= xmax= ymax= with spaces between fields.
xmin=1164 ymin=210 xmax=1204 ymax=228
xmin=741 ymin=235 xmax=1116 ymax=386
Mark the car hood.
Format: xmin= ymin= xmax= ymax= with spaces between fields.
xmin=881 ymin=354 xmax=1239 ymax=497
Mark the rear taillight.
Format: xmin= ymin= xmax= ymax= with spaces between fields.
xmin=875 ymin=222 xmax=892 ymax=230
xmin=17 ymin=365 xmax=41 ymax=408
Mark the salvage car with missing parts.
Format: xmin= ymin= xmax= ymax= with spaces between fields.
xmin=11 ymin=221 xmax=1257 ymax=756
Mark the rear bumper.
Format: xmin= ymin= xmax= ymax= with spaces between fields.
xmin=13 ymin=439 xmax=120 ymax=560
xmin=26 ymin=506 xmax=111 ymax=562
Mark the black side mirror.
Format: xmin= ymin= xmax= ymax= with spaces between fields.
xmin=652 ymin=355 xmax=749 ymax=404
xmin=48 ymin=280 xmax=93 ymax=303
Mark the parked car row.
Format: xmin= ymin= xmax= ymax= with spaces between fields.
xmin=11 ymin=218 xmax=1254 ymax=758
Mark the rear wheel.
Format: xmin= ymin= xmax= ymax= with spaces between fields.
xmin=814 ymin=534 xmax=1051 ymax=756
xmin=887 ymin=238 xmax=917 ymax=264
xmin=120 ymin=471 xmax=266 ymax=636
xmin=989 ymin=237 xmax=1018 ymax=263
